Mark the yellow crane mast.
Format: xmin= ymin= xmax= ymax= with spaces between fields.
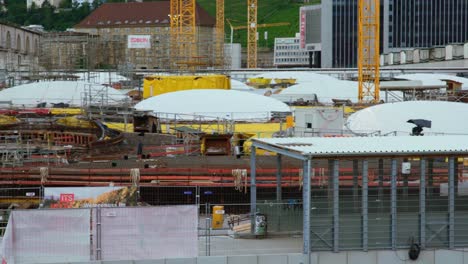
xmin=169 ymin=0 xmax=180 ymax=69
xmin=247 ymin=0 xmax=257 ymax=68
xmin=170 ymin=0 xmax=197 ymax=69
xmin=358 ymin=0 xmax=380 ymax=102
xmin=215 ymin=0 xmax=225 ymax=68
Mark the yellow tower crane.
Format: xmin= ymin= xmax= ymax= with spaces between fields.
xmin=170 ymin=0 xmax=197 ymax=69
xmin=247 ymin=0 xmax=257 ymax=68
xmin=215 ymin=0 xmax=225 ymax=68
xmin=358 ymin=0 xmax=380 ymax=102
xmin=169 ymin=0 xmax=180 ymax=69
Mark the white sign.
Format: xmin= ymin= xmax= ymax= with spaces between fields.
xmin=128 ymin=35 xmax=151 ymax=49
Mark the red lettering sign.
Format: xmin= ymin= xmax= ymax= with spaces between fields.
xmin=60 ymin=193 xmax=74 ymax=203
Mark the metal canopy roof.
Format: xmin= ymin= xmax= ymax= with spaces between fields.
xmin=252 ymin=136 xmax=468 ymax=159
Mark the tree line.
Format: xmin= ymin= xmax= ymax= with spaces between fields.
xmin=0 ymin=0 xmax=126 ymax=31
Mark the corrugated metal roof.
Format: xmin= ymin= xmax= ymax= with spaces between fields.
xmin=252 ymin=136 xmax=468 ymax=157
xmin=75 ymin=2 xmax=215 ymax=28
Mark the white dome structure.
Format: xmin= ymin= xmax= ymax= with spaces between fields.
xmin=346 ymin=101 xmax=468 ymax=135
xmin=254 ymin=71 xmax=339 ymax=84
xmin=231 ymin=79 xmax=254 ymax=91
xmin=134 ymin=89 xmax=291 ymax=121
xmin=280 ymin=80 xmax=359 ymax=103
xmin=75 ymin=72 xmax=129 ymax=85
xmin=395 ymin=73 xmax=468 ymax=89
xmin=0 ymin=81 xmax=129 ymax=107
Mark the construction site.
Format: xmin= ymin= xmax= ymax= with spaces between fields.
xmin=1 ymin=0 xmax=468 ymax=263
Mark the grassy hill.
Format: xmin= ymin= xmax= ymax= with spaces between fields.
xmin=196 ymin=0 xmax=320 ymax=49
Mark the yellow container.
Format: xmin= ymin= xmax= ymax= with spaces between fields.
xmin=247 ymin=77 xmax=272 ymax=86
xmin=143 ymin=75 xmax=231 ymax=98
xmin=212 ymin=205 xmax=225 ymax=229
xmin=274 ymin=78 xmax=296 ymax=85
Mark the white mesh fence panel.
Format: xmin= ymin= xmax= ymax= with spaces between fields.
xmin=1 ymin=209 xmax=91 ymax=264
xmin=94 ymin=205 xmax=198 ymax=260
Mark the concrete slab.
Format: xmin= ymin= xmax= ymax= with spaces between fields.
xmin=166 ymin=258 xmax=196 ymax=264
xmin=197 ymin=256 xmax=227 ymax=264
xmin=347 ymin=251 xmax=377 ymax=264
xmin=317 ymin=252 xmax=346 ymax=264
xmin=258 ymin=254 xmax=288 ymax=264
xmin=287 ymin=253 xmax=304 ymax=264
xmin=435 ymin=250 xmax=463 ymax=264
xmin=227 ymin=255 xmax=257 ymax=264
xmin=134 ymin=259 xmax=166 ymax=264
xmin=376 ymin=250 xmax=407 ymax=264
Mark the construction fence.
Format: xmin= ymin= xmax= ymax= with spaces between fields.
xmin=1 ymin=156 xmax=468 ymax=260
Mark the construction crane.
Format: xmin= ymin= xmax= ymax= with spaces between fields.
xmin=170 ymin=0 xmax=197 ymax=69
xmin=358 ymin=0 xmax=380 ymax=102
xmin=247 ymin=0 xmax=257 ymax=68
xmin=169 ymin=0 xmax=180 ymax=69
xmin=215 ymin=0 xmax=224 ymax=68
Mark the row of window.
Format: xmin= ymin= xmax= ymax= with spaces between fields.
xmin=0 ymin=31 xmax=38 ymax=54
xmin=275 ymin=44 xmax=301 ymax=50
xmin=275 ymin=51 xmax=309 ymax=57
xmin=275 ymin=57 xmax=308 ymax=63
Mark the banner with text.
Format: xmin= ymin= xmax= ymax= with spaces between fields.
xmin=44 ymin=187 xmax=138 ymax=208
xmin=128 ymin=35 xmax=151 ymax=49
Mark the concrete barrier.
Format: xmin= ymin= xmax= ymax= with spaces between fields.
xmin=63 ymin=249 xmax=468 ymax=264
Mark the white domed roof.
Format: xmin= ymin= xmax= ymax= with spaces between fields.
xmin=395 ymin=73 xmax=468 ymax=89
xmin=134 ymin=89 xmax=291 ymax=121
xmin=254 ymin=71 xmax=339 ymax=84
xmin=280 ymin=80 xmax=359 ymax=103
xmin=346 ymin=101 xmax=468 ymax=135
xmin=0 ymin=81 xmax=129 ymax=107
xmin=231 ymin=79 xmax=254 ymax=91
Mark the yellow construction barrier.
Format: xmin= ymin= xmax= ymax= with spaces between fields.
xmin=50 ymin=108 xmax=82 ymax=115
xmin=212 ymin=205 xmax=225 ymax=229
xmin=56 ymin=116 xmax=95 ymax=128
xmin=0 ymin=115 xmax=18 ymax=125
xmin=143 ymin=75 xmax=231 ymax=98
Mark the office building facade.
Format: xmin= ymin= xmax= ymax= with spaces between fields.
xmin=303 ymin=0 xmax=468 ymax=68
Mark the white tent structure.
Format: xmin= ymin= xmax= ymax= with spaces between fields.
xmin=75 ymin=72 xmax=129 ymax=85
xmin=395 ymin=73 xmax=468 ymax=89
xmin=345 ymin=101 xmax=468 ymax=135
xmin=253 ymin=71 xmax=339 ymax=84
xmin=134 ymin=89 xmax=291 ymax=121
xmin=231 ymin=79 xmax=254 ymax=91
xmin=0 ymin=81 xmax=129 ymax=107
xmin=278 ymin=80 xmax=359 ymax=104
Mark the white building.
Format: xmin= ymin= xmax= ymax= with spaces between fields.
xmin=26 ymin=0 xmax=62 ymax=9
xmin=0 ymin=22 xmax=41 ymax=73
xmin=273 ymin=33 xmax=318 ymax=68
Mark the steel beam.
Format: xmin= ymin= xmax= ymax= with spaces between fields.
xmin=333 ymin=159 xmax=339 ymax=252
xmin=276 ymin=154 xmax=282 ymax=232
xmin=250 ymin=145 xmax=257 ymax=234
xmin=448 ymin=156 xmax=455 ymax=249
xmin=353 ymin=160 xmax=359 ymax=211
xmin=252 ymin=141 xmax=308 ymax=161
xmin=276 ymin=154 xmax=282 ymax=202
xmin=391 ymin=158 xmax=397 ymax=250
xmin=362 ymin=160 xmax=369 ymax=251
xmin=420 ymin=158 xmax=426 ymax=249
xmin=303 ymin=159 xmax=312 ymax=263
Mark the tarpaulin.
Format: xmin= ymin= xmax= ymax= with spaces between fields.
xmin=94 ymin=205 xmax=198 ymax=260
xmin=0 ymin=209 xmax=91 ymax=264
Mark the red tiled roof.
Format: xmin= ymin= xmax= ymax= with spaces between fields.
xmin=75 ymin=1 xmax=215 ymax=28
